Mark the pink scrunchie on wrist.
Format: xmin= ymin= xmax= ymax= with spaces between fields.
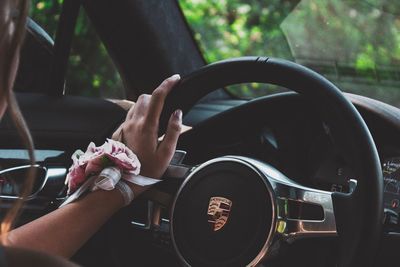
xmin=65 ymin=139 xmax=141 ymax=194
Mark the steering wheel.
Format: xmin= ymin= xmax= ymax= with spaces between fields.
xmin=155 ymin=57 xmax=382 ymax=267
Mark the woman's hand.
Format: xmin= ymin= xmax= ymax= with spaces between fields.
xmin=120 ymin=74 xmax=182 ymax=179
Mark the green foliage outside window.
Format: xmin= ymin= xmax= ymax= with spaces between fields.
xmin=30 ymin=0 xmax=124 ymax=98
xmin=30 ymin=0 xmax=400 ymax=106
xmin=179 ymin=0 xmax=400 ymax=105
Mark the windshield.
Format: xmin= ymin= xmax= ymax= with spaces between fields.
xmin=179 ymin=0 xmax=400 ymax=106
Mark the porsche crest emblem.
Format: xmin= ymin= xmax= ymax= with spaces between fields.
xmin=207 ymin=197 xmax=233 ymax=231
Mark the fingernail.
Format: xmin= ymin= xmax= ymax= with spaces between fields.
xmin=170 ymin=74 xmax=181 ymax=81
xmin=174 ymin=109 xmax=183 ymax=120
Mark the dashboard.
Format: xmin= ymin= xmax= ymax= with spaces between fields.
xmin=1 ymin=92 xmax=399 ymax=233
xmin=383 ymin=157 xmax=400 ymax=214
xmin=0 ymin=91 xmax=398 ymax=266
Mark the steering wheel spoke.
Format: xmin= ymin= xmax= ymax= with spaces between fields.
xmin=132 ymin=156 xmax=194 ymax=231
xmin=273 ymin=181 xmax=337 ymax=240
xmin=241 ymin=157 xmax=337 ymax=241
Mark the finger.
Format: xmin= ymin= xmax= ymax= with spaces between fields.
xmin=147 ymin=74 xmax=180 ymax=122
xmin=128 ymin=94 xmax=151 ymax=121
xmin=158 ymin=109 xmax=183 ymax=161
xmin=126 ymin=94 xmax=149 ymax=120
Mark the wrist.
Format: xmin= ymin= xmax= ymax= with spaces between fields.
xmin=115 ymin=181 xmax=134 ymax=206
xmin=61 ymin=139 xmax=161 ymax=208
xmin=83 ymin=188 xmax=126 ymax=210
xmin=127 ymin=183 xmax=150 ymax=198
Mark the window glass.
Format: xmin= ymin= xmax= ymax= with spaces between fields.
xmin=179 ymin=0 xmax=400 ymax=106
xmin=30 ymin=0 xmax=125 ymax=99
xmin=30 ymin=0 xmax=61 ymax=38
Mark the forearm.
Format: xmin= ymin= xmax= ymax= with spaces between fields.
xmin=1 ymin=74 xmax=182 ymax=260
xmin=4 ymin=188 xmax=126 ymax=258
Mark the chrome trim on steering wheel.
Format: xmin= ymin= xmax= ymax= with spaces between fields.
xmin=237 ymin=156 xmax=337 ymax=240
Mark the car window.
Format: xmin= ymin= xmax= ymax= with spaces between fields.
xmin=30 ymin=0 xmax=125 ymax=99
xmin=178 ymin=0 xmax=400 ymax=107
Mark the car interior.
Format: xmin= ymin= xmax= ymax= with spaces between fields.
xmin=1 ymin=0 xmax=400 ymax=266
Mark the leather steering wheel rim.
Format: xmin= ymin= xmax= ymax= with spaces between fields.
xmin=160 ymin=56 xmax=383 ymax=266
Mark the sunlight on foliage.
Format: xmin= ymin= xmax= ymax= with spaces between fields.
xmin=29 ymin=0 xmax=400 ymax=105
xmin=179 ymin=0 xmax=400 ymax=105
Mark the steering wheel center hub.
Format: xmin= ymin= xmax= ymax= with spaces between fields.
xmin=171 ymin=157 xmax=277 ymax=267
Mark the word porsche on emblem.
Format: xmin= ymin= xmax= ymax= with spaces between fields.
xmin=207 ymin=196 xmax=233 ymax=231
